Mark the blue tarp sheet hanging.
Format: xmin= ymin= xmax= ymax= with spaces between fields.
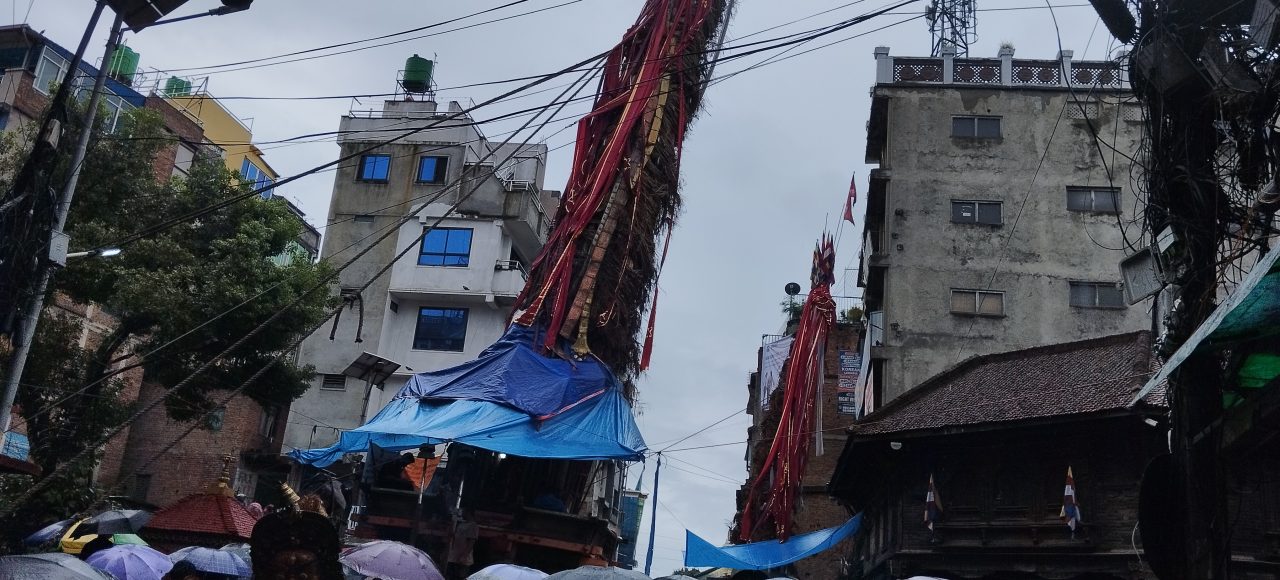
xmin=288 ymin=326 xmax=646 ymax=466
xmin=1132 ymin=242 xmax=1280 ymax=405
xmin=684 ymin=515 xmax=861 ymax=570
xmin=398 ymin=325 xmax=612 ymax=418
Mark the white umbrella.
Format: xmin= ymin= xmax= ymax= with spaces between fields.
xmin=338 ymin=540 xmax=444 ymax=580
xmin=546 ymin=566 xmax=651 ymax=580
xmin=469 ymin=563 xmax=550 ymax=580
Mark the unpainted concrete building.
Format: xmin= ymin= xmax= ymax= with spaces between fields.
xmin=284 ymin=97 xmax=555 ymax=452
xmin=858 ymin=46 xmax=1154 ymax=405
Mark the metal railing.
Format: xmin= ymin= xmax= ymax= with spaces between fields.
xmin=875 ymin=46 xmax=1126 ymax=89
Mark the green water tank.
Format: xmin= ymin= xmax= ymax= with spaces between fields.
xmin=108 ymin=45 xmax=139 ymax=85
xmin=164 ymin=76 xmax=191 ymax=96
xmin=402 ymin=54 xmax=433 ymax=93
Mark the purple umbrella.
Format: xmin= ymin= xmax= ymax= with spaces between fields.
xmin=338 ymin=540 xmax=445 ymax=580
xmin=86 ymin=545 xmax=172 ymax=580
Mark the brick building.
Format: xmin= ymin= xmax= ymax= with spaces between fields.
xmin=0 ymin=23 xmax=318 ymax=507
xmin=733 ymin=319 xmax=862 ymax=579
xmin=827 ymin=332 xmax=1171 ymax=579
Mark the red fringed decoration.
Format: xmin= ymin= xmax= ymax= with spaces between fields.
xmin=511 ymin=0 xmax=726 ymax=380
xmin=739 ymin=234 xmax=837 ymax=542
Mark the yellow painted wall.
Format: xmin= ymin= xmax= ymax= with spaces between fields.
xmin=166 ymin=93 xmax=279 ymax=181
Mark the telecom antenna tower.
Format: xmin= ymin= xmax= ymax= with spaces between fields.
xmin=925 ymin=0 xmax=977 ymax=56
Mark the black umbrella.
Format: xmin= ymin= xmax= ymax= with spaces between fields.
xmin=71 ymin=509 xmax=151 ymax=537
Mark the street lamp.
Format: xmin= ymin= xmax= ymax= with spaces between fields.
xmin=65 ymin=247 xmax=122 ymax=260
xmin=123 ymin=0 xmax=254 ymax=31
xmin=0 ymin=0 xmax=255 ymax=449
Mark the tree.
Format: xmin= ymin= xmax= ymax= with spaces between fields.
xmin=0 ymin=102 xmax=333 ymax=540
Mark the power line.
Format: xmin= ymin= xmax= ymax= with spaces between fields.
xmin=89 ymin=0 xmax=922 ymax=253
xmin=658 ymin=408 xmax=745 ymax=452
xmin=8 ymin=0 xmax=927 ymax=508
xmin=149 ymin=0 xmax=562 ymax=74
xmin=4 ymin=52 xmax=601 ymax=514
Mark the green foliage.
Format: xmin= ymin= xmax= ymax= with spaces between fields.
xmin=0 ymin=102 xmax=334 ymax=531
xmin=779 ymin=299 xmax=802 ymax=318
xmin=840 ymin=306 xmax=864 ymax=323
xmin=0 ymin=313 xmax=122 ymax=553
xmin=48 ymin=107 xmax=336 ymax=418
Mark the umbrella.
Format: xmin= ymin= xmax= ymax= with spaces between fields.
xmin=24 ymin=518 xmax=73 ymax=546
xmin=60 ymin=519 xmax=149 ymax=556
xmin=73 ymin=510 xmax=151 ymax=537
xmin=86 ymin=545 xmax=172 ymax=580
xmin=219 ymin=543 xmax=252 ymax=566
xmin=338 ymin=540 xmax=445 ymax=580
xmin=169 ymin=546 xmax=252 ymax=578
xmin=0 ymin=553 xmax=116 ymax=580
xmin=546 ymin=566 xmax=652 ymax=580
xmin=469 ymin=563 xmax=549 ymax=580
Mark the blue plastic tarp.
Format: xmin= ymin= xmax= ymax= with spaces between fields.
xmin=289 ymin=325 xmax=646 ymax=465
xmin=684 ymin=515 xmax=861 ymax=570
xmin=289 ymin=389 xmax=645 ymax=465
xmin=398 ymin=325 xmax=613 ymax=418
xmin=1133 ymin=242 xmax=1280 ymax=405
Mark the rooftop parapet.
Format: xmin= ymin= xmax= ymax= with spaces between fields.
xmin=873 ymin=46 xmax=1127 ymax=90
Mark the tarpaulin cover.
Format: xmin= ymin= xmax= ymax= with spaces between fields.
xmin=288 ymin=326 xmax=646 ymax=466
xmin=1133 ymin=243 xmax=1280 ymax=404
xmin=397 ymin=325 xmax=614 ymax=418
xmin=683 ymin=514 xmax=861 ymax=570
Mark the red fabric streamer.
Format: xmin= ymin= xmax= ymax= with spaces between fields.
xmin=739 ymin=235 xmax=837 ymax=542
xmin=510 ymin=0 xmax=719 ymax=367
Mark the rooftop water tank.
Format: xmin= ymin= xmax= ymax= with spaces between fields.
xmin=108 ymin=45 xmax=139 ymax=86
xmin=402 ymin=54 xmax=433 ymax=93
xmin=164 ymin=76 xmax=191 ymax=96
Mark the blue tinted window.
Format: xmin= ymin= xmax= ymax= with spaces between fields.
xmin=359 ymin=154 xmax=391 ymax=181
xmin=418 ymin=228 xmax=472 ymax=267
xmin=417 ymin=156 xmax=448 ymax=183
xmin=413 ymin=307 xmax=468 ymax=351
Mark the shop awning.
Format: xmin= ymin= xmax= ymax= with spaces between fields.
xmin=1131 ymin=242 xmax=1280 ymax=405
xmin=683 ymin=514 xmax=861 ymax=570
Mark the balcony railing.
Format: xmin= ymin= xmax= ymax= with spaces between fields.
xmin=875 ymin=46 xmax=1126 ymax=90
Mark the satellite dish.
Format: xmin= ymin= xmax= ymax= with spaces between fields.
xmin=784 ymin=282 xmax=801 ymax=296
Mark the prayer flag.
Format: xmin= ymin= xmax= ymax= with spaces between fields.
xmin=1060 ymin=466 xmax=1082 ymax=531
xmin=843 ymin=173 xmax=857 ymax=224
xmin=925 ymin=473 xmax=943 ymax=530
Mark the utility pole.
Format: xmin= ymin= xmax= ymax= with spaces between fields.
xmin=0 ymin=2 xmax=117 ymax=446
xmin=1124 ymin=1 xmax=1231 ymax=576
xmin=0 ymin=0 xmax=254 ymax=449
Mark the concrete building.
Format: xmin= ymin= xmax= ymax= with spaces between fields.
xmin=166 ymin=91 xmax=279 ymax=193
xmin=284 ymin=96 xmax=554 ymax=453
xmin=858 ymin=46 xmax=1152 ymax=406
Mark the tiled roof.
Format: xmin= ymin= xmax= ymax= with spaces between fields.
xmin=851 ymin=332 xmax=1165 ymax=437
xmin=144 ymin=493 xmax=258 ymax=539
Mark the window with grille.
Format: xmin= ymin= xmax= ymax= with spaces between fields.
xmin=951 ymin=200 xmax=1003 ymax=225
xmin=952 ymin=115 xmax=1002 ymax=138
xmin=1066 ymin=187 xmax=1120 ymax=214
xmin=1069 ymin=281 xmax=1125 ymax=308
xmin=950 ymin=289 xmax=1005 ymax=316
xmin=320 ymin=373 xmax=346 ymax=390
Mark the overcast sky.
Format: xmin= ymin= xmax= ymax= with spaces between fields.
xmin=29 ymin=0 xmax=1110 ymax=574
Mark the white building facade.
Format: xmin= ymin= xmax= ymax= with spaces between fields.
xmin=283 ymin=98 xmax=555 ymax=452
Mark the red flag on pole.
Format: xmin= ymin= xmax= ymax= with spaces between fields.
xmin=843 ymin=173 xmax=857 ymax=224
